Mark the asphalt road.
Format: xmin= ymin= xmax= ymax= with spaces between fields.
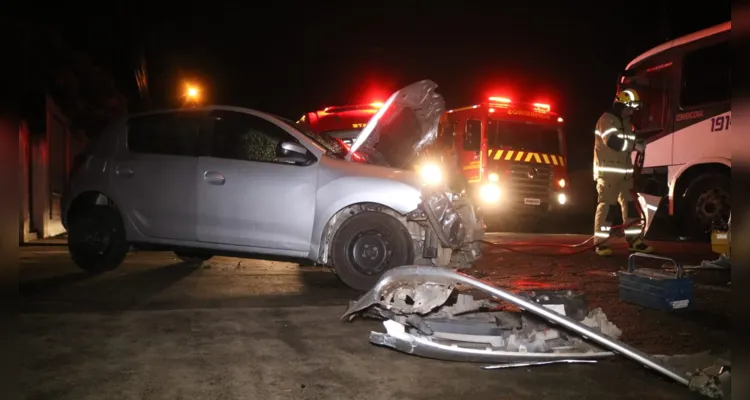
xmin=20 ymin=232 xmax=727 ymax=400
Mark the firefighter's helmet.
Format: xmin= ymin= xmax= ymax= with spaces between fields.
xmin=615 ymin=88 xmax=642 ymax=109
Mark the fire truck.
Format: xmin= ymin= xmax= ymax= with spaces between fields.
xmin=434 ymin=97 xmax=569 ymax=215
xmin=298 ymin=102 xmax=384 ymax=145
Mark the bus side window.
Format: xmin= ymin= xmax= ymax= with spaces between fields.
xmin=680 ymin=41 xmax=730 ymax=108
xmin=464 ymin=120 xmax=481 ymax=151
xmin=439 ymin=122 xmax=455 ymax=149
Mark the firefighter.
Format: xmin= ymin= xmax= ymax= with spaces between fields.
xmin=593 ymin=88 xmax=654 ymax=256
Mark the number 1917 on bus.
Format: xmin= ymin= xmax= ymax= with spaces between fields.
xmin=710 ymin=115 xmax=731 ymax=132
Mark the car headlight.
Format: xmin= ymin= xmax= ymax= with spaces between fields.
xmin=480 ymin=183 xmax=501 ymax=203
xmin=418 ymin=163 xmax=443 ymax=185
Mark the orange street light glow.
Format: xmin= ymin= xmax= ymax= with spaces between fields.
xmin=186 ymin=86 xmax=199 ymax=99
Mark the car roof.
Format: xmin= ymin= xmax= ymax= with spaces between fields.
xmin=127 ymin=105 xmax=277 ymax=120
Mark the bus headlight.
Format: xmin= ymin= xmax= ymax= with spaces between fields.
xmin=480 ymin=183 xmax=501 ymax=203
xmin=418 ymin=163 xmax=443 ymax=185
xmin=557 ymin=193 xmax=567 ymax=205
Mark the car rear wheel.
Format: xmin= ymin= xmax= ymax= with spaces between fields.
xmin=68 ymin=206 xmax=129 ymax=273
xmin=330 ymin=211 xmax=413 ymax=291
xmin=174 ymin=251 xmax=212 ymax=265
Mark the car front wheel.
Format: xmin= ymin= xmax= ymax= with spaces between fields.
xmin=330 ymin=211 xmax=413 ymax=291
xmin=68 ymin=206 xmax=129 ymax=273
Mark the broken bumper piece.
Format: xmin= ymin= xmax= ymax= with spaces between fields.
xmin=343 ymin=266 xmax=690 ymax=389
xmin=369 ymin=318 xmax=615 ymax=363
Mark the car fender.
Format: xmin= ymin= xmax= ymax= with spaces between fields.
xmin=308 ymin=175 xmax=422 ymax=261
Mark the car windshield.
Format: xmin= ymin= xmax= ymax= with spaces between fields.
xmin=487 ymin=119 xmax=563 ymax=154
xmin=277 ymin=117 xmax=349 ymax=158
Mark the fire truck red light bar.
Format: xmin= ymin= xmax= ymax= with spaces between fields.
xmin=488 ymin=97 xmax=512 ymax=103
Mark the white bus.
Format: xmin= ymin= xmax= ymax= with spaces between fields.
xmin=620 ymin=21 xmax=731 ymax=239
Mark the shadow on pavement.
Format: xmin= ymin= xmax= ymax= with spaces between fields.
xmin=21 ymin=257 xmax=361 ymax=314
xmin=21 ymin=261 xmax=201 ymax=313
xmin=20 ymin=271 xmax=96 ymax=297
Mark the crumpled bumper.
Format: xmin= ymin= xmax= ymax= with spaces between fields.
xmin=343 ymin=266 xmax=690 ymax=388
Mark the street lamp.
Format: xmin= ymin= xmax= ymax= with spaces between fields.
xmin=185 ymin=84 xmax=200 ymax=102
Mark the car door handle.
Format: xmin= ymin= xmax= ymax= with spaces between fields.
xmin=115 ymin=166 xmax=134 ymax=177
xmin=203 ymin=171 xmax=225 ymax=185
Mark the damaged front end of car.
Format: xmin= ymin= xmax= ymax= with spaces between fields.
xmin=405 ymin=186 xmax=484 ymax=269
xmin=345 ymin=79 xmax=485 ymax=270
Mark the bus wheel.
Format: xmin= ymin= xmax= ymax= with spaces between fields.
xmin=681 ymin=174 xmax=731 ymax=240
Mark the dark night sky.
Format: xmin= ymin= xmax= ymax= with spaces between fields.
xmin=26 ymin=2 xmax=730 ymax=174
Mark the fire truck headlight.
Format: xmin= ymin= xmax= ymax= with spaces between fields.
xmin=480 ymin=184 xmax=501 ymax=203
xmin=558 ymin=178 xmax=566 ymax=188
xmin=418 ymin=163 xmax=443 ymax=185
xmin=557 ymin=193 xmax=567 ymax=205
xmin=488 ymin=173 xmax=499 ymax=182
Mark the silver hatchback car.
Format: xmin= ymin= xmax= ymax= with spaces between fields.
xmin=62 ymin=80 xmax=485 ymax=290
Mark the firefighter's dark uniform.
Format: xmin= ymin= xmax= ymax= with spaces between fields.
xmin=593 ymin=106 xmax=654 ymax=256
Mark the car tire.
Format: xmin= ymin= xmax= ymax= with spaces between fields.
xmin=68 ymin=205 xmax=129 ymax=273
xmin=680 ymin=173 xmax=731 ymax=240
xmin=174 ymin=251 xmax=212 ymax=265
xmin=330 ymin=211 xmax=414 ymax=291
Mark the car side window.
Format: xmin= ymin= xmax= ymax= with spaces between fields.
xmin=127 ymin=112 xmax=203 ymax=156
xmin=210 ymin=111 xmax=298 ymax=163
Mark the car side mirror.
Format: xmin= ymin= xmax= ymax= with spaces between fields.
xmin=277 ymin=141 xmax=313 ymax=164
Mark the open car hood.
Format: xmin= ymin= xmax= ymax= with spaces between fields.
xmin=346 ymin=80 xmax=445 ymax=169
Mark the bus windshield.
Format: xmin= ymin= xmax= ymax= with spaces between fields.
xmin=487 ymin=119 xmax=562 ymax=154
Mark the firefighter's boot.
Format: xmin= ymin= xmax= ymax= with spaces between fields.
xmin=628 ymin=238 xmax=654 ymax=253
xmin=595 ymin=244 xmax=613 ymax=256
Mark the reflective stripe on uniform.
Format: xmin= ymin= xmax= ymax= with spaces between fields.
xmin=624 ymin=228 xmax=643 ymax=236
xmin=594 ymin=128 xmax=618 ymax=138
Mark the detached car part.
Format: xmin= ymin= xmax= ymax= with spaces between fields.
xmin=343 ymin=266 xmax=690 ymax=388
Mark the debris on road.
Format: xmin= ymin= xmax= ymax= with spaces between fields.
xmin=482 ymin=359 xmax=598 ymax=369
xmin=344 ymin=266 xmax=728 ymax=398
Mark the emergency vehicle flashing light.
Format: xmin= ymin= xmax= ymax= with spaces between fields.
xmin=488 ymin=97 xmax=553 ymax=113
xmin=488 ymin=96 xmax=512 ymax=103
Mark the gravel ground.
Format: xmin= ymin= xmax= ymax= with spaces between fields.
xmin=471 ymin=234 xmax=731 ymax=356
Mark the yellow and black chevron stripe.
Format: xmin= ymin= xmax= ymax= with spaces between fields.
xmin=487 ymin=149 xmax=566 ymax=166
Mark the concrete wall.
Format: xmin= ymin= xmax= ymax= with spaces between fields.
xmin=18 ymin=95 xmax=88 ymax=243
